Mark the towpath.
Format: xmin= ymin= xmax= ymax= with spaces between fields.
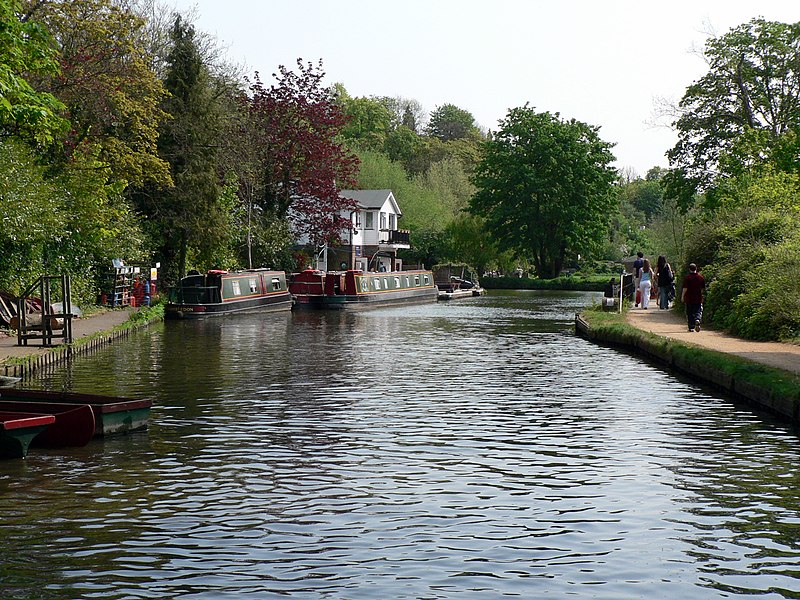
xmin=0 ymin=308 xmax=134 ymax=364
xmin=626 ymin=307 xmax=800 ymax=375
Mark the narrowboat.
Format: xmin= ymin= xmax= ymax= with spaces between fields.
xmin=290 ymin=269 xmax=439 ymax=309
xmin=165 ymin=269 xmax=292 ymax=319
xmin=0 ymin=389 xmax=152 ymax=437
xmin=0 ymin=401 xmax=95 ymax=447
xmin=0 ymin=412 xmax=56 ymax=458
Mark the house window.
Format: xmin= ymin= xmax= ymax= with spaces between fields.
xmin=380 ymin=212 xmax=387 ymax=229
xmin=365 ymin=211 xmax=374 ymax=229
xmin=389 ymin=213 xmax=396 ymax=230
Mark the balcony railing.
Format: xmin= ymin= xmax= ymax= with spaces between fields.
xmin=378 ymin=229 xmax=410 ymax=245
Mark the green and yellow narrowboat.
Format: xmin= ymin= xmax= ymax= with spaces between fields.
xmin=165 ymin=269 xmax=292 ymax=319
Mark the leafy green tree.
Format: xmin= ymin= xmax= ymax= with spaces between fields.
xmin=24 ymin=0 xmax=170 ymax=188
xmin=133 ymin=16 xmax=227 ymax=281
xmin=470 ymin=106 xmax=617 ymax=278
xmin=0 ymin=1 xmax=66 ymax=144
xmin=337 ymin=92 xmax=393 ymax=152
xmin=666 ymin=18 xmax=800 ymax=206
xmin=426 ymin=103 xmax=480 ymax=142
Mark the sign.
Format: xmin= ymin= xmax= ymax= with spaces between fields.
xmin=355 ymin=245 xmax=361 ymax=257
xmin=150 ymin=268 xmax=158 ymax=281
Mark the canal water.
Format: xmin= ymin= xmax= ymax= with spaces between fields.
xmin=2 ymin=290 xmax=800 ymax=599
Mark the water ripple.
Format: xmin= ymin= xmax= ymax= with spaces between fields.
xmin=3 ymin=291 xmax=800 ymax=598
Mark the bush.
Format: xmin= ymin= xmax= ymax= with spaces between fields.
xmin=684 ymin=205 xmax=800 ymax=341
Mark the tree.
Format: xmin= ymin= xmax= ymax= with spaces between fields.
xmin=0 ymin=0 xmax=66 ymax=144
xmin=426 ymin=103 xmax=480 ymax=142
xmin=666 ymin=18 xmax=800 ymax=205
xmin=134 ymin=16 xmax=228 ymax=280
xmin=470 ymin=106 xmax=617 ymax=278
xmin=23 ymin=0 xmax=170 ymax=188
xmin=242 ymin=60 xmax=360 ymax=248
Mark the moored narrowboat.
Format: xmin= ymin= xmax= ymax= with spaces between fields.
xmin=290 ymin=269 xmax=438 ymax=309
xmin=165 ymin=269 xmax=292 ymax=319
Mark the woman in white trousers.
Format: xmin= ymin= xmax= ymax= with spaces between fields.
xmin=639 ymin=258 xmax=655 ymax=309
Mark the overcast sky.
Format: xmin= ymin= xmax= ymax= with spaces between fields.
xmin=169 ymin=0 xmax=799 ymax=176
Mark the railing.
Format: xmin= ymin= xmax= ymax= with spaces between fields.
xmin=378 ymin=229 xmax=410 ymax=245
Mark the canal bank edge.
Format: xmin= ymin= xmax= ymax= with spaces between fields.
xmin=575 ymin=312 xmax=800 ymax=424
xmin=0 ymin=305 xmax=164 ymax=380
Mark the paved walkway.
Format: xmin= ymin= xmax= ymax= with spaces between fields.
xmin=626 ymin=307 xmax=800 ymax=375
xmin=0 ymin=308 xmax=134 ymax=363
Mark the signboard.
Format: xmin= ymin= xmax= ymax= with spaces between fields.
xmin=150 ymin=268 xmax=158 ymax=281
xmin=355 ymin=245 xmax=361 ymax=257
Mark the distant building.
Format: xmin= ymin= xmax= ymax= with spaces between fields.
xmin=303 ymin=189 xmax=411 ymax=272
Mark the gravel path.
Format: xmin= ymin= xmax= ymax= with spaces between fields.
xmin=626 ymin=306 xmax=800 ymax=375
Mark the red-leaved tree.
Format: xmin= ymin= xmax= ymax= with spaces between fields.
xmin=242 ymin=59 xmax=359 ymax=249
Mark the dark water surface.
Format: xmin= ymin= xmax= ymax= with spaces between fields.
xmin=2 ymin=290 xmax=800 ymax=599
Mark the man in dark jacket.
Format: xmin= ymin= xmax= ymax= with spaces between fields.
xmin=681 ymin=263 xmax=705 ymax=332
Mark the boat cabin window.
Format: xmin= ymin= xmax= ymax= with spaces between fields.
xmin=360 ymin=278 xmax=369 ymax=292
xmin=231 ymin=280 xmax=241 ymax=296
xmin=423 ymin=275 xmax=430 ymax=285
xmin=383 ymin=277 xmax=388 ymax=289
xmin=271 ymin=277 xmax=282 ymax=291
xmin=414 ymin=275 xmax=420 ymax=286
xmin=394 ymin=277 xmax=401 ymax=288
xmin=374 ymin=278 xmax=381 ymax=290
xmin=248 ymin=278 xmax=258 ymax=293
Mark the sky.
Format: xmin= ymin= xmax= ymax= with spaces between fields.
xmin=168 ymin=0 xmax=799 ymax=177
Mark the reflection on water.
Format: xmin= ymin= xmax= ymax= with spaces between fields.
xmin=2 ymin=290 xmax=800 ymax=598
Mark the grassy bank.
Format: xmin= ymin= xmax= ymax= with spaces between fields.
xmin=483 ymin=275 xmax=609 ymax=291
xmin=578 ymin=307 xmax=800 ymax=419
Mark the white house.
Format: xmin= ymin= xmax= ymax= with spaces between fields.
xmin=312 ymin=189 xmax=411 ymax=272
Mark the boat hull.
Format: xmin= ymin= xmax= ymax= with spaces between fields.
xmin=0 ymin=389 xmax=152 ymax=437
xmin=165 ymin=295 xmax=292 ymax=319
xmin=0 ymin=412 xmax=56 ymax=459
xmin=0 ymin=401 xmax=95 ymax=447
xmin=290 ymin=269 xmax=438 ymax=310
xmin=294 ymin=287 xmax=438 ymax=310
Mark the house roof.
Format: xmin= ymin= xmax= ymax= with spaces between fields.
xmin=340 ymin=189 xmax=401 ymax=215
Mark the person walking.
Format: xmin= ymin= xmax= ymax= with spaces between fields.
xmin=681 ymin=263 xmax=705 ymax=332
xmin=656 ymin=255 xmax=674 ymax=310
xmin=633 ymin=252 xmax=644 ymax=306
xmin=639 ymin=258 xmax=655 ymax=309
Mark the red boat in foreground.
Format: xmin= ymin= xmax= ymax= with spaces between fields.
xmin=0 ymin=412 xmax=56 ymax=458
xmin=0 ymin=401 xmax=94 ymax=448
xmin=0 ymin=389 xmax=152 ymax=437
